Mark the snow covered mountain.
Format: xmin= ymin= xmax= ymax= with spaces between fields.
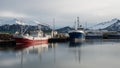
xmin=0 ymin=17 xmax=52 ymax=33
xmin=90 ymin=18 xmax=120 ymax=31
xmin=0 ymin=17 xmax=51 ymax=26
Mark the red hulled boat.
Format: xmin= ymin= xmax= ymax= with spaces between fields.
xmin=13 ymin=20 xmax=50 ymax=44
xmin=14 ymin=30 xmax=48 ymax=44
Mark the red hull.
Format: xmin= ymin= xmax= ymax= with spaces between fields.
xmin=15 ymin=38 xmax=48 ymax=44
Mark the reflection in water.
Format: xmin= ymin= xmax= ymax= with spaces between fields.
xmin=1 ymin=40 xmax=120 ymax=68
xmin=49 ymin=43 xmax=58 ymax=63
xmin=18 ymin=43 xmax=48 ymax=68
xmin=0 ymin=43 xmax=48 ymax=68
xmin=69 ymin=41 xmax=84 ymax=63
xmin=69 ymin=41 xmax=83 ymax=47
xmin=49 ymin=43 xmax=57 ymax=48
xmin=20 ymin=50 xmax=23 ymax=68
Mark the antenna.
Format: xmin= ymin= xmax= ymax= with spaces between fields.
xmin=33 ymin=20 xmax=41 ymax=31
xmin=74 ymin=20 xmax=77 ymax=30
xmin=85 ymin=22 xmax=87 ymax=30
xmin=51 ymin=18 xmax=55 ymax=38
xmin=53 ymin=18 xmax=55 ymax=31
xmin=77 ymin=17 xmax=80 ymax=28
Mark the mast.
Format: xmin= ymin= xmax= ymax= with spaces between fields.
xmin=15 ymin=19 xmax=26 ymax=35
xmin=53 ymin=18 xmax=55 ymax=31
xmin=38 ymin=24 xmax=42 ymax=32
xmin=74 ymin=20 xmax=77 ymax=30
xmin=85 ymin=22 xmax=87 ymax=30
xmin=77 ymin=17 xmax=80 ymax=28
xmin=52 ymin=18 xmax=55 ymax=38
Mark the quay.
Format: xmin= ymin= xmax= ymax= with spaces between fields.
xmin=0 ymin=33 xmax=16 ymax=46
xmin=0 ymin=33 xmax=120 ymax=45
xmin=48 ymin=38 xmax=69 ymax=42
xmin=0 ymin=40 xmax=16 ymax=46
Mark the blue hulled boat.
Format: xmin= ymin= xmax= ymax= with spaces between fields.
xmin=69 ymin=30 xmax=85 ymax=39
xmin=68 ymin=17 xmax=85 ymax=41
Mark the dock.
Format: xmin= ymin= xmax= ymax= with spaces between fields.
xmin=0 ymin=33 xmax=120 ymax=46
xmin=0 ymin=40 xmax=16 ymax=46
xmin=86 ymin=35 xmax=120 ymax=39
xmin=48 ymin=38 xmax=69 ymax=43
xmin=0 ymin=33 xmax=16 ymax=46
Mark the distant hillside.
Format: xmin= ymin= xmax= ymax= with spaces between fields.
xmin=90 ymin=18 xmax=120 ymax=31
xmin=56 ymin=26 xmax=74 ymax=33
xmin=0 ymin=17 xmax=52 ymax=33
xmin=0 ymin=24 xmax=52 ymax=33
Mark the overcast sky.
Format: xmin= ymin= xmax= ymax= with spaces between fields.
xmin=0 ymin=0 xmax=120 ymax=28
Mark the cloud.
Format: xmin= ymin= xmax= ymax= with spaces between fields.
xmin=0 ymin=0 xmax=120 ymax=27
xmin=0 ymin=11 xmax=27 ymax=18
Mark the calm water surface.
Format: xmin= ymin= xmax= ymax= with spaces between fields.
xmin=0 ymin=39 xmax=120 ymax=68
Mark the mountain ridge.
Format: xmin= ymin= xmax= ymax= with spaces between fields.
xmin=0 ymin=24 xmax=52 ymax=33
xmin=89 ymin=18 xmax=120 ymax=31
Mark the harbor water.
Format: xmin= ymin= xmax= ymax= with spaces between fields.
xmin=0 ymin=39 xmax=120 ymax=68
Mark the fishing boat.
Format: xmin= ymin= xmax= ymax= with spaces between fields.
xmin=13 ymin=20 xmax=48 ymax=44
xmin=68 ymin=17 xmax=85 ymax=42
xmin=14 ymin=31 xmax=48 ymax=44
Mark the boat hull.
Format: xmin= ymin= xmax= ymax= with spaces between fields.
xmin=69 ymin=31 xmax=85 ymax=42
xmin=15 ymin=37 xmax=48 ymax=44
